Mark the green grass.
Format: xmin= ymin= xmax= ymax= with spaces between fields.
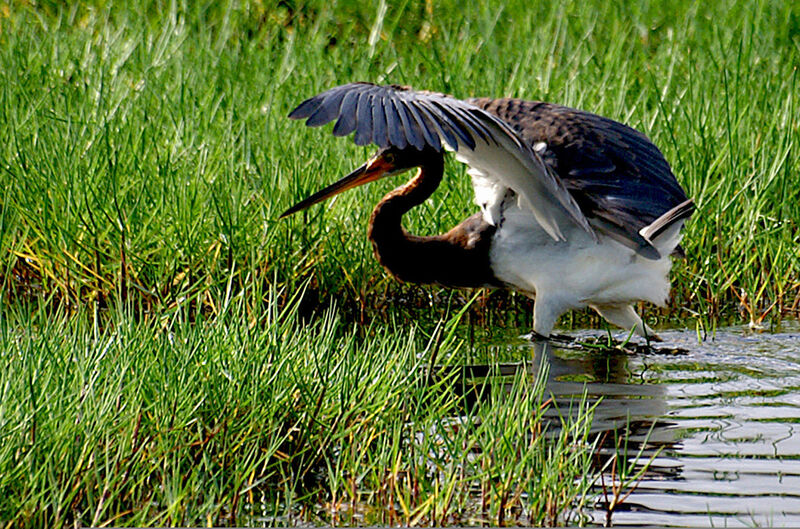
xmin=0 ymin=291 xmax=598 ymax=527
xmin=1 ymin=0 xmax=798 ymax=328
xmin=1 ymin=0 xmax=799 ymax=526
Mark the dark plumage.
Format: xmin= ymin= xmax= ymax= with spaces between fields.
xmin=366 ymin=147 xmax=500 ymax=289
xmin=467 ymin=97 xmax=689 ymax=246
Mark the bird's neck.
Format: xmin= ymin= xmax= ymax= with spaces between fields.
xmin=368 ymin=157 xmax=500 ymax=289
xmin=371 ymin=158 xmax=444 ymax=222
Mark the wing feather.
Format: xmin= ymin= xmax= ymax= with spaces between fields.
xmin=399 ymin=99 xmax=441 ymax=151
xmin=392 ymin=99 xmax=425 ymax=150
xmin=384 ymin=99 xmax=408 ymax=149
xmin=466 ymin=97 xmax=691 ymax=257
xmin=448 ymin=106 xmax=494 ymax=144
xmin=426 ymin=100 xmax=476 ymax=149
xmin=414 ymin=100 xmax=461 ymax=151
xmin=288 ymin=82 xmax=595 ymax=240
xmin=287 ymin=93 xmax=323 ymax=120
xmin=371 ymin=94 xmax=389 ymax=147
xmin=354 ymin=90 xmax=375 ymax=146
xmin=332 ymin=90 xmax=359 ymax=137
xmin=306 ymin=86 xmax=348 ymax=127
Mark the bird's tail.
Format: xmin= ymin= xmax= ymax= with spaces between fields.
xmin=640 ymin=199 xmax=695 ymax=257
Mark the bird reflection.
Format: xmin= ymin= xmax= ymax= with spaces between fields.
xmin=434 ymin=339 xmax=680 ymax=467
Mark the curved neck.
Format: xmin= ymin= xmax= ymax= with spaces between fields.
xmin=368 ymin=156 xmax=499 ymax=289
xmin=370 ymin=156 xmax=445 ymax=225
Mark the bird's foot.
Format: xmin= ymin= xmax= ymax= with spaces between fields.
xmin=528 ymin=331 xmax=579 ymax=348
xmin=548 ymin=332 xmax=575 ymax=342
xmin=530 ymin=331 xmax=574 ymax=342
xmin=529 ymin=330 xmax=551 ymax=343
xmin=643 ymin=332 xmax=663 ymax=343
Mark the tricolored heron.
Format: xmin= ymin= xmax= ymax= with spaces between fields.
xmin=281 ymin=83 xmax=694 ymax=339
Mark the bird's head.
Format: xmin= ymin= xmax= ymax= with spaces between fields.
xmin=280 ymin=145 xmax=441 ymax=218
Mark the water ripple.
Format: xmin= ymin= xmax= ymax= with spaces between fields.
xmin=538 ymin=324 xmax=800 ymax=526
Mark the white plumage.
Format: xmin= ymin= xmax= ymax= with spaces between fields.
xmin=452 ymin=133 xmax=683 ymax=338
xmin=490 ymin=203 xmax=678 ymax=337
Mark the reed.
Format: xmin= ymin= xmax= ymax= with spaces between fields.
xmin=0 ymin=289 xmax=598 ymax=526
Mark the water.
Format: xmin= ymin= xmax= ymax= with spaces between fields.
xmin=258 ymin=323 xmax=800 ymax=527
xmin=518 ymin=323 xmax=800 ymax=526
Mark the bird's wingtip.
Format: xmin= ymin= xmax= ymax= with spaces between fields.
xmin=287 ymin=99 xmax=316 ymax=120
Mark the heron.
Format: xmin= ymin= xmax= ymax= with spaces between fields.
xmin=281 ymin=83 xmax=694 ymax=340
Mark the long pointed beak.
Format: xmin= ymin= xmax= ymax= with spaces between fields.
xmin=280 ymin=156 xmax=395 ymax=218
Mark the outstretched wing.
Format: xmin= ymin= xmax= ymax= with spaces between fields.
xmin=467 ymin=98 xmax=692 ymax=256
xmin=288 ymin=82 xmax=594 ymax=242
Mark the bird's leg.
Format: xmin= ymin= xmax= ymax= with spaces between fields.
xmin=532 ymin=295 xmax=567 ymax=340
xmin=590 ymin=304 xmax=661 ymax=342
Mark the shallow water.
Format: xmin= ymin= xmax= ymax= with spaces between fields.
xmin=257 ymin=323 xmax=800 ymax=527
xmin=520 ymin=323 xmax=800 ymax=527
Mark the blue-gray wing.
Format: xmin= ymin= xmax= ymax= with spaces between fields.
xmin=289 ymin=82 xmax=593 ymax=242
xmin=290 ymin=82 xmax=488 ymax=152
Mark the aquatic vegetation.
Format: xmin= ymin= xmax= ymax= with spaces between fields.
xmin=0 ymin=293 xmax=600 ymax=527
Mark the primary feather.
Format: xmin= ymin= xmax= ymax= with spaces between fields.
xmin=289 ymin=82 xmax=594 ymax=242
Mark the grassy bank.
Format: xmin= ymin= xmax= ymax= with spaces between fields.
xmin=1 ymin=0 xmax=798 ymax=328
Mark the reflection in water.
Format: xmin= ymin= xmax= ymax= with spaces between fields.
xmin=532 ymin=341 xmax=669 ymax=432
xmin=530 ymin=341 xmax=680 ymax=526
xmin=448 ymin=325 xmax=800 ymax=527
xmin=445 ymin=340 xmax=680 ymax=526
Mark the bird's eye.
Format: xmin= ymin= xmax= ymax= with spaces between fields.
xmin=384 ymin=152 xmax=395 ymax=164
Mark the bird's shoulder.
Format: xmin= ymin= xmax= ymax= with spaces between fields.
xmin=466 ymin=96 xmax=692 ymax=252
xmin=467 ymin=97 xmax=687 ymax=211
xmin=466 ymin=98 xmax=664 ymax=178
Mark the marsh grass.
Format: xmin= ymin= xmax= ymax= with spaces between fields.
xmin=1 ymin=0 xmax=799 ymax=526
xmin=1 ymin=0 xmax=798 ymax=327
xmin=0 ymin=288 xmax=600 ymax=527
